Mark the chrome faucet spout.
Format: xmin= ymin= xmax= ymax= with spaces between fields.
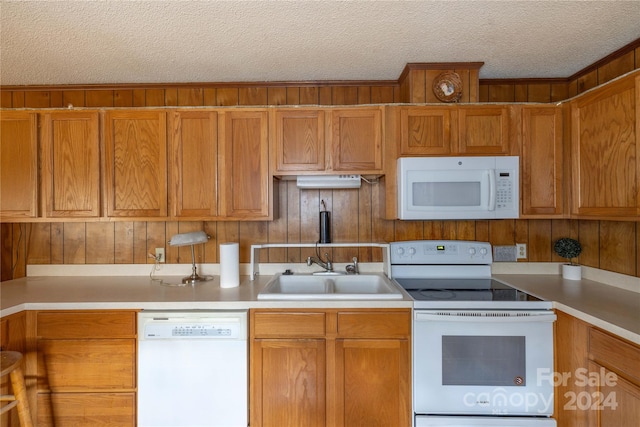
xmin=307 ymin=252 xmax=333 ymax=272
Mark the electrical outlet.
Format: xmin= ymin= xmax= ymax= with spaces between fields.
xmin=155 ymin=248 xmax=165 ymax=263
xmin=516 ymin=243 xmax=527 ymax=259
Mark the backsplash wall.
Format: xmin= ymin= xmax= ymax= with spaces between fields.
xmin=1 ymin=181 xmax=638 ymax=281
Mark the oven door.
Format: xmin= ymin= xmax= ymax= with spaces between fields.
xmin=413 ymin=310 xmax=556 ymax=416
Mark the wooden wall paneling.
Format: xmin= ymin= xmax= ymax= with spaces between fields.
xmin=597 ymin=51 xmax=635 ymax=85
xmin=177 ymin=88 xmax=203 ymax=106
xmin=357 ymin=86 xmax=371 ymax=104
xmin=551 ymin=82 xmax=570 ymax=102
xmin=475 ymin=220 xmax=489 ymax=242
xmin=300 ymin=87 xmax=319 ymax=104
xmin=114 ymin=222 xmax=135 ymax=264
xmin=637 ymin=223 xmax=640 ymax=277
xmin=62 ymin=223 xmax=86 ymax=264
xmin=410 ymin=69 xmax=426 ymax=103
xmin=239 ymin=87 xmax=267 ymax=105
xmin=455 ymin=220 xmax=476 ymax=241
xmin=478 ymin=84 xmax=489 ymax=102
xmin=299 ymin=189 xmax=320 ymax=262
xmin=62 ymin=91 xmax=84 ymax=107
xmin=1 ymin=90 xmax=12 ymax=107
xmin=268 ymin=87 xmax=287 ymax=105
xmin=144 ymin=89 xmax=165 ymax=106
xmin=164 ymin=88 xmax=178 ymax=106
xmin=267 ymin=180 xmax=287 ymax=262
xmin=240 ymin=222 xmax=268 ymax=263
xmin=165 ymin=221 xmax=180 ymax=263
xmin=577 ymin=220 xmax=600 ymax=268
xmin=332 ymin=87 xmax=358 ymax=105
xmin=132 ymin=221 xmax=148 ymax=264
xmin=371 ymin=86 xmax=395 ymax=103
xmin=488 ymin=219 xmax=515 ymax=245
xmin=85 ymin=223 xmax=115 ymax=264
xmin=527 ymin=220 xmax=552 ymax=262
xmin=11 ymin=92 xmax=25 ymax=108
xmin=576 ymin=70 xmax=598 ymax=94
xmin=487 ymin=84 xmax=514 ymax=102
xmin=24 ymin=91 xmax=51 ymax=108
xmin=513 ymin=84 xmax=528 ymax=102
xmin=454 ymin=69 xmax=471 ymax=103
xmin=216 ymin=88 xmax=239 ymax=106
xmin=216 ymin=221 xmax=240 ymax=258
xmin=145 ymin=221 xmax=167 ymax=264
xmin=285 ymin=87 xmax=301 ymax=105
xmin=114 ymin=90 xmax=133 ymax=107
xmin=86 ymin=90 xmax=114 ymax=107
xmin=599 ymin=221 xmax=637 ymax=276
xmin=357 ymin=182 xmax=373 ymax=262
xmin=393 ymin=220 xmax=422 ymax=241
xmin=51 ymin=223 xmax=64 ymax=264
xmin=514 ymin=220 xmax=529 ymax=260
xmin=132 ymin=89 xmax=145 ymax=107
xmin=319 ymin=87 xmax=332 ymax=105
xmin=0 ymin=224 xmax=12 ymax=280
xmin=285 ymin=182 xmax=302 ymax=263
xmin=27 ymin=223 xmax=52 ymax=265
xmin=527 ymin=84 xmax=552 ymax=103
xmin=202 ymin=221 xmax=218 ymax=263
xmin=332 ymin=189 xmax=359 ymax=261
xmin=203 ymin=88 xmax=217 ymax=106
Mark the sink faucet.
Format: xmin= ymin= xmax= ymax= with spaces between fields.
xmin=346 ymin=257 xmax=359 ymax=274
xmin=307 ymin=252 xmax=333 ymax=272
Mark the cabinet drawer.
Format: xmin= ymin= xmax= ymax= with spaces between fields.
xmin=37 ymin=311 xmax=136 ymax=339
xmin=38 ymin=339 xmax=136 ymax=391
xmin=37 ymin=392 xmax=135 ymax=427
xmin=252 ymin=311 xmax=326 ymax=338
xmin=589 ymin=328 xmax=640 ymax=386
xmin=337 ymin=311 xmax=411 ymax=338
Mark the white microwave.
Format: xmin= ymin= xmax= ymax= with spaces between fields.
xmin=397 ymin=156 xmax=519 ymax=220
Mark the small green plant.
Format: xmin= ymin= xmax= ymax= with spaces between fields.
xmin=553 ymin=238 xmax=582 ymax=265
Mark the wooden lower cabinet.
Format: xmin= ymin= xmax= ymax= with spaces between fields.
xmin=35 ymin=310 xmax=137 ymax=427
xmin=555 ymin=311 xmax=640 ymax=427
xmin=250 ymin=308 xmax=411 ymax=427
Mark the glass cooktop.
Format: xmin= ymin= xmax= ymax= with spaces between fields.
xmin=394 ymin=278 xmax=551 ymax=309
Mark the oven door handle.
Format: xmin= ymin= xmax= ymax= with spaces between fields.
xmin=414 ymin=312 xmax=557 ymax=323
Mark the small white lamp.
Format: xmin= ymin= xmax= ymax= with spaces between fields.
xmin=168 ymin=231 xmax=210 ymax=285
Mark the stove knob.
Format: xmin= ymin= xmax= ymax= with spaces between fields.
xmin=480 ymin=247 xmax=488 ymax=256
xmin=468 ymin=247 xmax=477 ymax=256
xmin=408 ymin=247 xmax=416 ymax=256
xmin=396 ymin=247 xmax=405 ymax=256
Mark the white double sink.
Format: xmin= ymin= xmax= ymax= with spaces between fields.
xmin=257 ymin=273 xmax=404 ymax=300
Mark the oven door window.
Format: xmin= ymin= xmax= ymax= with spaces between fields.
xmin=442 ymin=335 xmax=525 ymax=386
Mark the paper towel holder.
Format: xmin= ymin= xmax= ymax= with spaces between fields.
xmin=168 ymin=231 xmax=210 ymax=285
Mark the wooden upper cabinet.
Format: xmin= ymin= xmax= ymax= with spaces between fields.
xmin=272 ymin=109 xmax=325 ymax=173
xmin=457 ymin=105 xmax=510 ymax=154
xmin=219 ymin=109 xmax=271 ymax=219
xmin=330 ymin=108 xmax=383 ymax=172
xmin=41 ymin=111 xmax=101 ymax=218
xmin=0 ymin=111 xmax=38 ymax=219
xmin=104 ymin=110 xmax=168 ymax=218
xmin=169 ymin=110 xmax=218 ymax=218
xmin=399 ymin=107 xmax=453 ymax=155
xmin=570 ymin=73 xmax=639 ymax=219
xmin=520 ymin=106 xmax=564 ymax=217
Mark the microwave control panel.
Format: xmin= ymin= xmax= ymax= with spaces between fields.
xmin=495 ymin=170 xmax=515 ymax=210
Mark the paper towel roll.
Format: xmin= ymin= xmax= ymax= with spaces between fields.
xmin=220 ymin=242 xmax=240 ymax=288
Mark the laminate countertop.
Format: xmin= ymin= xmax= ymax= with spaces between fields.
xmin=1 ymin=266 xmax=638 ymax=345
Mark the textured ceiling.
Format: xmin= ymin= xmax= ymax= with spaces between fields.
xmin=1 ymin=0 xmax=639 ymax=86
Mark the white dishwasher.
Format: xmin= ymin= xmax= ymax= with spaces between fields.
xmin=137 ymin=310 xmax=248 ymax=427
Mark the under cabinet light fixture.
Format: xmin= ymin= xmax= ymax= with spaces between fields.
xmin=296 ymin=174 xmax=361 ymax=189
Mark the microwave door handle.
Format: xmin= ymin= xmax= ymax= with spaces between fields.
xmin=487 ymin=170 xmax=496 ymax=211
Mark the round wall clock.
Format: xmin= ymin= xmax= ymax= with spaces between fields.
xmin=432 ymin=71 xmax=463 ymax=103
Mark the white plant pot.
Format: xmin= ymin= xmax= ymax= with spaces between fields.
xmin=562 ymin=264 xmax=582 ymax=280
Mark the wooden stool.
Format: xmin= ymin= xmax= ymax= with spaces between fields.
xmin=1 ymin=351 xmax=34 ymax=427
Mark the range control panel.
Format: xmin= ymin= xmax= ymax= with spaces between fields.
xmin=390 ymin=240 xmax=492 ymax=265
